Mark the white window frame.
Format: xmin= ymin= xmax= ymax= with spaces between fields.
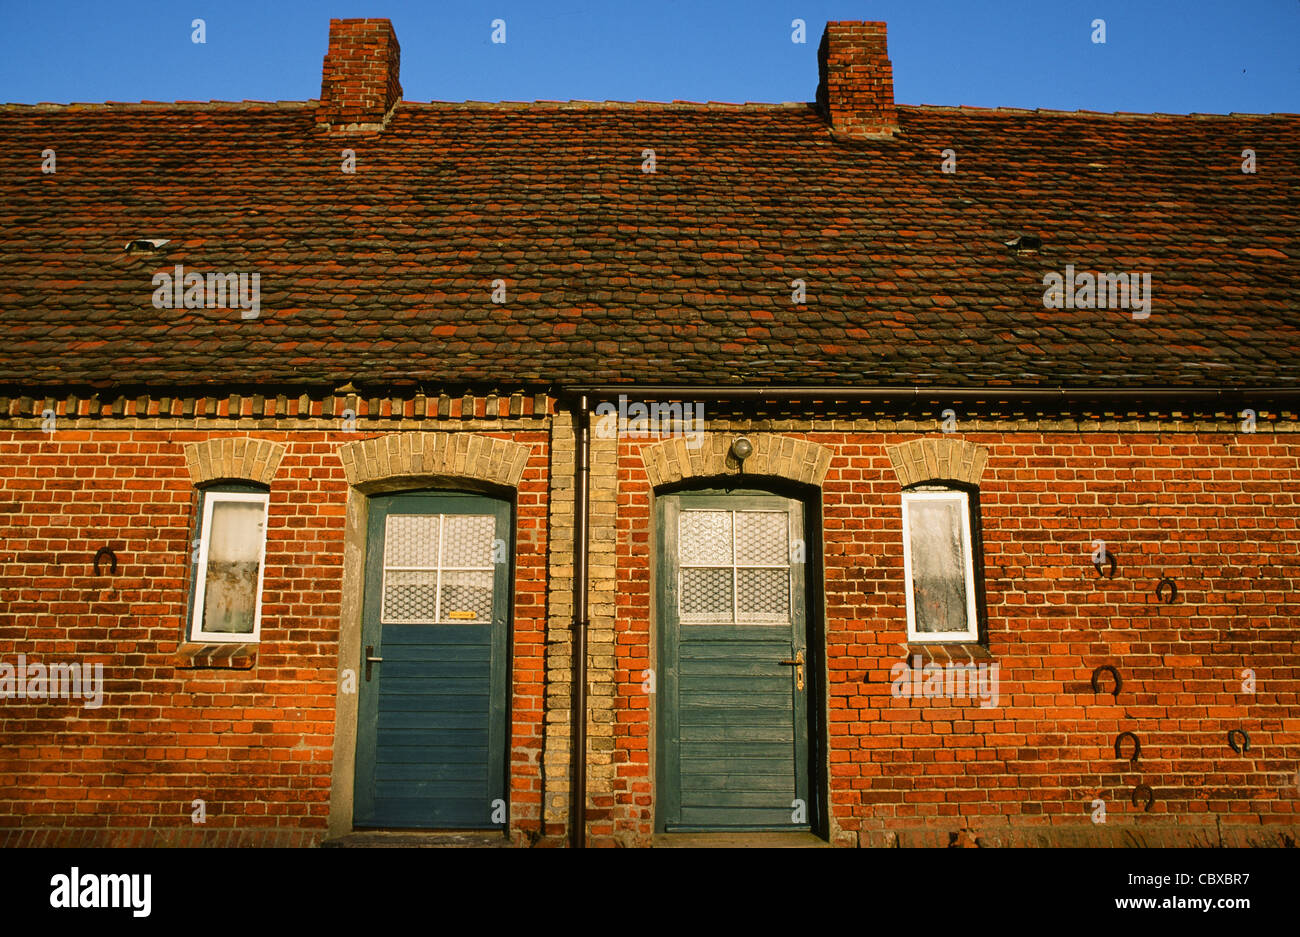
xmin=901 ymin=489 xmax=980 ymax=642
xmin=190 ymin=490 xmax=270 ymax=643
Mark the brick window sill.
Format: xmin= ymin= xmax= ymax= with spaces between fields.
xmin=173 ymin=642 xmax=258 ymax=670
xmin=901 ymin=642 xmax=993 ymax=663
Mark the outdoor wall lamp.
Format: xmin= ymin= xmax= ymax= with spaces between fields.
xmin=730 ymin=437 xmax=753 ymax=468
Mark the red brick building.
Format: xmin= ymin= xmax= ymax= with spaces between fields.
xmin=1 ymin=18 xmax=1297 ymax=848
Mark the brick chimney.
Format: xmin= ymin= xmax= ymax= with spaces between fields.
xmin=816 ymin=21 xmax=899 ymax=140
xmin=317 ymin=18 xmax=403 ymax=132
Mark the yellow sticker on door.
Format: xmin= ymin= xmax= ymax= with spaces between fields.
xmin=447 ymin=611 xmax=479 ymax=620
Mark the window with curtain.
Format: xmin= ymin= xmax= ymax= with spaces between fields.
xmin=189 ymin=488 xmax=269 ymax=642
xmin=901 ymin=488 xmax=980 ymax=641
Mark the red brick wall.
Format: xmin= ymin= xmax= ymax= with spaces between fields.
xmin=607 ymin=431 xmax=1300 ymax=846
xmin=0 ymin=428 xmax=549 ymax=847
xmin=3 ymin=425 xmax=1296 ymax=847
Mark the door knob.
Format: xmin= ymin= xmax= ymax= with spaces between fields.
xmin=779 ymin=650 xmax=805 ymax=691
xmin=365 ymin=645 xmax=383 ymax=682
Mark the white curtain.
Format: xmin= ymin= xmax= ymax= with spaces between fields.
xmin=202 ymin=500 xmax=264 ymax=634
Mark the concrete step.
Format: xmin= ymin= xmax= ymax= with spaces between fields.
xmin=652 ymin=832 xmax=831 ymax=848
xmin=320 ymin=830 xmax=513 ymax=848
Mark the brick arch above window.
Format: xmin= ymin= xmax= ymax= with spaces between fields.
xmin=640 ymin=434 xmax=833 ymax=489
xmin=885 ymin=437 xmax=989 ymax=488
xmin=339 ymin=433 xmax=531 ymax=489
xmin=183 ymin=437 xmax=286 ymax=486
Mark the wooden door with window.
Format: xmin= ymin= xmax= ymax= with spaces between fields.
xmin=353 ymin=492 xmax=510 ymax=829
xmin=656 ymin=490 xmax=811 ymax=831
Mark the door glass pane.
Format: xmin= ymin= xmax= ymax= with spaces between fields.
xmin=678 ymin=506 xmax=795 ymax=624
xmin=734 ymin=512 xmax=788 ymax=566
xmin=384 ymin=515 xmax=440 ymax=567
xmin=907 ymin=497 xmax=970 ymax=632
xmin=441 ymin=514 xmax=495 ymax=568
xmin=680 ymin=567 xmax=733 ymax=621
xmin=382 ymin=512 xmax=497 ymax=624
xmin=736 ymin=567 xmax=790 ymax=621
xmin=679 ymin=511 xmax=732 ymax=566
xmin=202 ymin=499 xmax=265 ymax=634
xmin=440 ymin=569 xmax=494 ymax=622
xmin=383 ymin=569 xmax=439 ymax=622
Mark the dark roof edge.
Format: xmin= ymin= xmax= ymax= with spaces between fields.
xmin=4 ymin=384 xmax=1298 ymax=423
xmin=556 ymin=384 xmax=1300 ymax=402
xmin=6 ymin=382 xmax=1299 ymax=399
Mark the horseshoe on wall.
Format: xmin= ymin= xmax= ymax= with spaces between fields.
xmin=1155 ymin=577 xmax=1177 ymax=604
xmin=1227 ymin=729 xmax=1250 ymax=754
xmin=1115 ymin=731 xmax=1141 ymax=765
xmin=1131 ymin=784 xmax=1155 ymax=812
xmin=1093 ymin=553 xmax=1118 ymax=579
xmin=1091 ymin=665 xmax=1122 ymax=697
xmin=93 ymin=547 xmax=118 ymax=576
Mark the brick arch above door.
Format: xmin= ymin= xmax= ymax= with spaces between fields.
xmin=639 ymin=434 xmax=833 ymax=488
xmin=885 ymin=437 xmax=989 ymax=487
xmin=339 ymin=433 xmax=532 ymax=490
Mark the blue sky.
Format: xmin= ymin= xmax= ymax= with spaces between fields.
xmin=0 ymin=0 xmax=1296 ymax=113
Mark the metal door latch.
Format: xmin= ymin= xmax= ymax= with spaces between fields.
xmin=365 ymin=645 xmax=383 ymax=682
xmin=779 ymin=650 xmax=805 ymax=691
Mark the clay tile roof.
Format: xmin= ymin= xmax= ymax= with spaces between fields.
xmin=0 ymin=99 xmax=1297 ymax=393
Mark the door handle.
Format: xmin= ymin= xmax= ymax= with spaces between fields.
xmin=365 ymin=645 xmax=383 ymax=682
xmin=779 ymin=650 xmax=805 ymax=691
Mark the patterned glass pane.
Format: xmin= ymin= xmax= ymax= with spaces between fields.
xmin=907 ymin=497 xmax=970 ymax=633
xmin=735 ymin=511 xmax=788 ymax=566
xmin=680 ymin=567 xmax=732 ymax=620
xmin=439 ymin=570 xmax=494 ymax=623
xmin=383 ymin=569 xmax=439 ymax=623
xmin=441 ymin=514 xmax=495 ymax=568
xmin=384 ymin=515 xmax=440 ymax=568
xmin=679 ymin=511 xmax=732 ymax=566
xmin=737 ymin=567 xmax=790 ymax=620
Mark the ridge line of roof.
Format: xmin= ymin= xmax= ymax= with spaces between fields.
xmin=1 ymin=99 xmax=1295 ymax=119
xmin=904 ymin=104 xmax=1300 ymax=119
xmin=0 ymin=100 xmax=320 ymax=111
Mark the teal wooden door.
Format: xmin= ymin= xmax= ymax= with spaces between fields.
xmin=656 ymin=491 xmax=811 ymax=831
xmin=354 ymin=492 xmax=510 ymax=829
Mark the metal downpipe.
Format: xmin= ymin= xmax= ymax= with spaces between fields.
xmin=569 ymin=394 xmax=590 ymax=848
